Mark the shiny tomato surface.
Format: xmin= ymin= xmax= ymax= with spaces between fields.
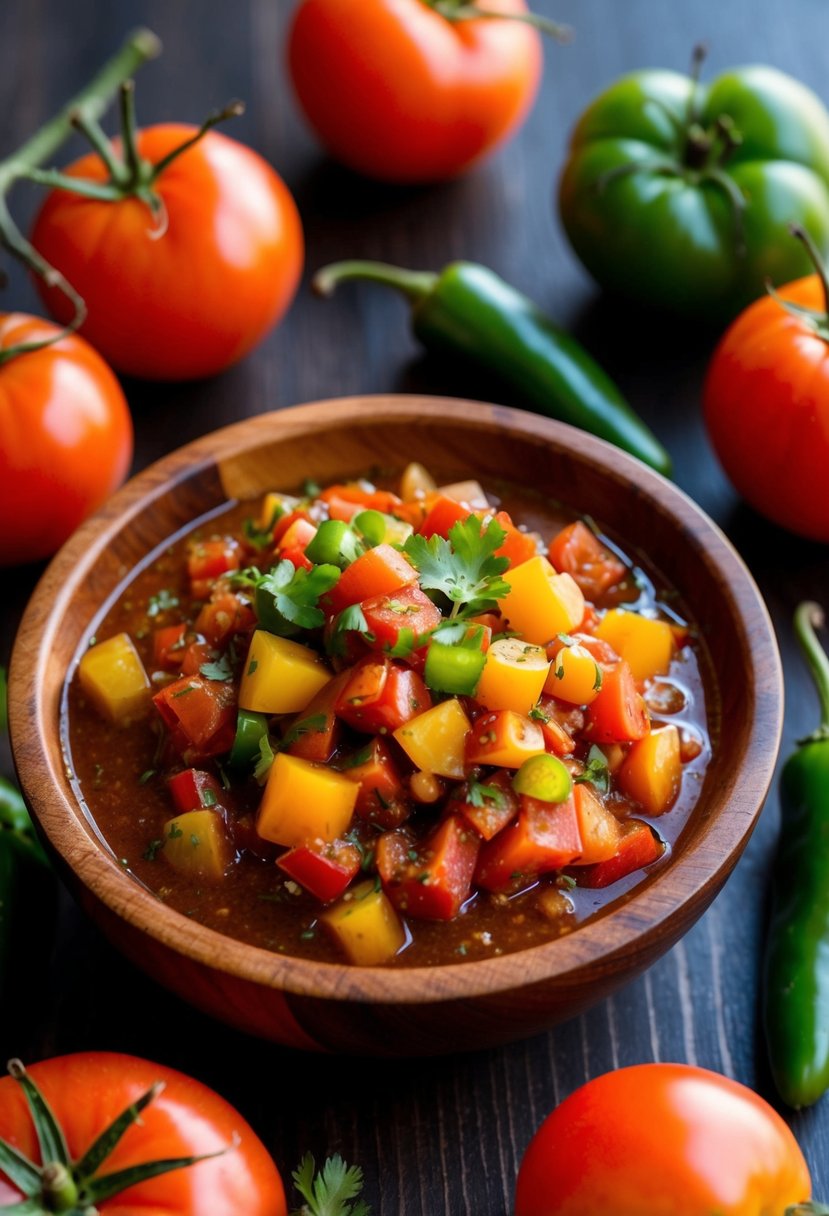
xmin=704 ymin=275 xmax=829 ymax=541
xmin=0 ymin=1053 xmax=287 ymax=1215
xmin=514 ymin=1063 xmax=811 ymax=1216
xmin=287 ymin=0 xmax=543 ymax=182
xmin=0 ymin=313 xmax=132 ymax=565
xmin=31 ymin=125 xmax=303 ymax=380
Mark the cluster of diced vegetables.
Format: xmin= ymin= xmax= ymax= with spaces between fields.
xmin=77 ymin=463 xmax=698 ymax=966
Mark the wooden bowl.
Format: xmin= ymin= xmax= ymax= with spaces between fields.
xmin=10 ymin=396 xmax=782 ymax=1056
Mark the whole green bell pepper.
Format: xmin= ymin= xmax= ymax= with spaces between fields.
xmin=763 ymin=602 xmax=829 ymax=1108
xmin=559 ymin=49 xmax=829 ymax=320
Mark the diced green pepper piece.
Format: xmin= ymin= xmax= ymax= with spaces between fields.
xmin=229 ymin=709 xmax=270 ymax=768
xmin=305 ymin=519 xmax=362 ymax=568
xmin=424 ymin=641 xmax=487 ymax=696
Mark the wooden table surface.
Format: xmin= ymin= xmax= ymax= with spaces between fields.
xmin=2 ymin=0 xmax=829 ymax=1209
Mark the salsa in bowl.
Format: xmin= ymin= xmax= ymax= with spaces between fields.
xmin=10 ymin=397 xmax=781 ymax=1054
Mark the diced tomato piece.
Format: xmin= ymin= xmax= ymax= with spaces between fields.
xmin=340 ymin=737 xmax=410 ymax=829
xmin=465 ymin=709 xmax=545 ymax=767
xmin=467 ymin=612 xmax=503 ymax=635
xmin=275 ymin=516 xmax=317 ymax=554
xmin=285 ymin=670 xmax=350 ymax=763
xmin=492 ymin=510 xmax=538 ymax=569
xmin=546 ymin=633 xmax=619 ymax=666
xmin=548 ymin=521 xmax=626 ymax=601
xmin=187 ymin=537 xmax=242 ymax=586
xmin=325 ymin=544 xmax=418 ymax=616
xmin=195 ymin=593 xmax=256 ymax=647
xmin=335 ymin=657 xmax=432 ymax=734
xmin=167 ymin=768 xmax=225 ymax=814
xmin=180 ymin=640 xmax=218 ymax=676
xmin=323 ymin=612 xmax=372 ymax=668
xmin=153 ymin=675 xmax=236 ymax=759
xmin=583 ymin=660 xmax=650 ymax=744
xmin=447 ymin=770 xmax=519 ymax=840
xmin=152 ymin=624 xmax=188 ymax=670
xmin=279 ymin=545 xmax=315 ymax=571
xmin=475 ymin=794 xmax=583 ymax=893
xmin=277 ymin=838 xmax=361 ymax=903
xmin=570 ymin=820 xmax=664 ymax=889
xmin=377 ymin=815 xmax=480 ymax=920
xmin=535 ymin=695 xmax=584 ymax=757
xmin=320 ymin=483 xmax=404 ymax=516
xmin=360 ymin=584 xmax=442 ymax=653
xmin=418 ymin=495 xmax=472 ymax=540
xmin=272 ymin=508 xmax=313 ymax=546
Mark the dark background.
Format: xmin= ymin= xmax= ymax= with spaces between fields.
xmin=2 ymin=0 xmax=829 ymax=1209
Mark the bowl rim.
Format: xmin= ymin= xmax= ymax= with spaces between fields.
xmin=10 ymin=395 xmax=784 ymax=1005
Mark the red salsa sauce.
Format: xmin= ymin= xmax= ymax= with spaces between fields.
xmin=63 ymin=467 xmax=715 ymax=967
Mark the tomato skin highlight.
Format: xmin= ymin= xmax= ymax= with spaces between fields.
xmin=0 ymin=313 xmax=132 ymax=566
xmin=514 ymin=1063 xmax=811 ymax=1216
xmin=0 ymin=1052 xmax=287 ymax=1214
xmin=31 ymin=125 xmax=303 ymax=381
xmin=287 ymin=0 xmax=543 ymax=183
xmin=704 ymin=274 xmax=829 ymax=542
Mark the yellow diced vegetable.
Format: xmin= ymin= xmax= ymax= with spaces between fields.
xmin=500 ymin=556 xmax=584 ymax=644
xmin=438 ymin=479 xmax=488 ymax=508
xmin=376 ymin=514 xmax=413 ymax=547
xmin=162 ymin=810 xmax=231 ymax=880
xmin=257 ymin=753 xmax=358 ymax=846
xmin=465 ymin=711 xmax=546 ymax=768
xmin=476 ymin=638 xmax=550 ymax=715
xmin=400 ymin=462 xmax=437 ymax=501
xmin=544 ymin=642 xmax=603 ymax=705
xmin=393 ymin=699 xmax=471 ymax=779
xmin=239 ymin=631 xmax=331 ymax=714
xmin=595 ymin=609 xmax=674 ymax=683
xmin=572 ymin=783 xmax=622 ymax=864
xmin=78 ymin=633 xmax=151 ymax=724
xmin=259 ymin=491 xmax=299 ymax=529
xmin=321 ymin=880 xmax=406 ymax=965
xmin=618 ymin=724 xmax=682 ymax=815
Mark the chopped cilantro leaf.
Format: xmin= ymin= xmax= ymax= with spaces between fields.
xmin=147 ymin=589 xmax=179 ymax=618
xmin=403 ymin=515 xmax=511 ymax=617
xmin=200 ymin=654 xmax=234 ymax=682
xmin=138 ymin=769 xmax=156 ymax=785
xmin=242 ymin=504 xmax=284 ymax=550
xmin=386 ymin=626 xmax=416 ymax=659
xmin=281 ymin=713 xmax=327 ymax=749
xmin=529 ymin=705 xmax=550 ymax=723
xmin=253 ymin=559 xmax=341 ymax=636
xmin=468 ymin=780 xmax=507 ymax=810
xmin=574 ymin=745 xmax=611 ymax=795
xmin=247 ymin=658 xmax=258 ymax=676
xmin=167 ymin=822 xmax=183 ymax=839
xmin=201 ymin=788 xmax=217 ymax=808
xmin=254 ymin=735 xmax=276 ymax=783
xmin=142 ymin=838 xmax=163 ymax=861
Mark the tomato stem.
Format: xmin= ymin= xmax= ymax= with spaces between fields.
xmin=149 ymin=100 xmax=246 ymax=180
xmin=791 ymin=224 xmax=829 ymax=316
xmin=765 ymin=226 xmax=829 ymax=343
xmin=0 ymin=28 xmax=160 ymax=365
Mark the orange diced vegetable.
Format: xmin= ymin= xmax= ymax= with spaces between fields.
xmin=618 ymin=724 xmax=682 ymax=815
xmin=475 ymin=795 xmax=583 ymax=893
xmin=547 ymin=521 xmax=626 ymax=600
xmin=325 ymin=544 xmax=418 ymax=615
xmin=377 ymin=815 xmax=480 ymax=920
xmin=595 ymin=609 xmax=674 ymax=683
xmin=570 ymin=782 xmax=621 ymax=864
xmin=583 ymin=661 xmax=650 ymax=744
xmin=393 ymin=698 xmax=471 ymax=779
xmin=572 ymin=819 xmax=664 ymax=888
xmin=465 ymin=710 xmax=545 ymax=768
xmin=257 ymin=753 xmax=358 ymax=847
xmin=321 ymin=879 xmax=407 ymax=964
xmin=544 ymin=641 xmax=604 ymax=705
xmin=476 ymin=637 xmax=551 ymax=715
xmin=499 ymin=556 xmax=585 ymax=644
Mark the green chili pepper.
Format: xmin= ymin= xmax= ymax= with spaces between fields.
xmin=763 ymin=601 xmax=829 ymax=1108
xmin=228 ymin=709 xmax=270 ymax=769
xmin=424 ymin=640 xmax=487 ymax=696
xmin=305 ymin=519 xmax=357 ymax=568
xmin=313 ymin=260 xmax=672 ymax=477
xmin=513 ymin=754 xmax=573 ymax=803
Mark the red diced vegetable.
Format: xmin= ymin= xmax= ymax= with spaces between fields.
xmin=320 ymin=483 xmax=403 ymax=516
xmin=360 ymin=584 xmax=442 ymax=653
xmin=447 ymin=770 xmax=519 ymax=840
xmin=335 ymin=657 xmax=432 ymax=734
xmin=475 ymin=794 xmax=583 ymax=893
xmin=195 ymin=593 xmax=256 ymax=647
xmin=341 ymin=737 xmax=411 ymax=828
xmin=325 ymin=544 xmax=418 ymax=615
xmin=187 ymin=537 xmax=242 ymax=587
xmin=377 ymin=815 xmax=480 ymax=920
xmin=180 ymin=639 xmax=217 ymax=676
xmin=279 ymin=545 xmax=314 ymax=571
xmin=571 ymin=819 xmax=664 ymax=888
xmin=153 ymin=675 xmax=236 ymax=758
xmin=277 ymin=516 xmax=318 ymax=553
xmin=286 ymin=670 xmax=350 ymax=763
xmin=272 ymin=508 xmax=312 ymax=546
xmin=418 ymin=495 xmax=472 ymax=539
xmin=583 ymin=660 xmax=650 ymax=744
xmin=536 ymin=695 xmax=584 ymax=757
xmin=152 ymin=623 xmax=187 ymax=670
xmin=167 ymin=768 xmax=224 ymax=814
xmin=548 ymin=521 xmax=626 ymax=601
xmin=492 ymin=510 xmax=538 ymax=568
xmin=277 ymin=838 xmax=361 ymax=902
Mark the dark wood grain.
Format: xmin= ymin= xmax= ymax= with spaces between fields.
xmin=1 ymin=0 xmax=828 ymax=1207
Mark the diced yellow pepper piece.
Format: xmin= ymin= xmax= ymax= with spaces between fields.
xmin=572 ymin=783 xmax=621 ymax=864
xmin=259 ymin=491 xmax=299 ymax=529
xmin=78 ymin=633 xmax=151 ymax=725
xmin=239 ymin=631 xmax=331 ymax=714
xmin=476 ymin=638 xmax=550 ymax=715
xmin=376 ymin=514 xmax=413 ymax=547
xmin=257 ymin=753 xmax=358 ymax=847
xmin=544 ymin=642 xmax=603 ymax=705
xmin=595 ymin=609 xmax=674 ymax=683
xmin=321 ymin=880 xmax=406 ymax=965
xmin=162 ymin=810 xmax=231 ymax=880
xmin=500 ymin=556 xmax=584 ymax=644
xmin=618 ymin=725 xmax=681 ymax=815
xmin=393 ymin=699 xmax=471 ymax=779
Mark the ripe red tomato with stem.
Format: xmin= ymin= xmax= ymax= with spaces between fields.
xmin=287 ymin=0 xmax=569 ymax=184
xmin=705 ymin=225 xmax=829 ymax=542
xmin=0 ymin=1053 xmax=287 ymax=1215
xmin=514 ymin=1063 xmax=820 ymax=1216
xmin=30 ymin=84 xmax=303 ymax=381
xmin=0 ymin=313 xmax=132 ymax=566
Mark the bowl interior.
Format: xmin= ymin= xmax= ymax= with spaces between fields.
xmin=10 ymin=396 xmax=782 ymax=1003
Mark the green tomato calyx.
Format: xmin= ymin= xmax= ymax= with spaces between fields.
xmin=767 ymin=227 xmax=829 ymax=344
xmin=420 ymin=0 xmax=572 ymax=42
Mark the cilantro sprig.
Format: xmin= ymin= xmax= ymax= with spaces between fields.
xmin=574 ymin=745 xmax=611 ymax=794
xmin=233 ymin=560 xmax=341 ymax=637
xmin=403 ymin=516 xmax=510 ymax=618
xmin=290 ymin=1153 xmax=370 ymax=1216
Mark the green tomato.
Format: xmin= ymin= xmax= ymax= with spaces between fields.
xmin=558 ymin=60 xmax=829 ymax=319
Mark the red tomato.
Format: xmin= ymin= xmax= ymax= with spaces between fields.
xmin=287 ymin=0 xmax=544 ymax=183
xmin=0 ymin=1052 xmax=286 ymax=1214
xmin=0 ymin=313 xmax=132 ymax=565
xmin=514 ymin=1064 xmax=812 ymax=1216
xmin=704 ymin=274 xmax=829 ymax=541
xmin=31 ymin=125 xmax=303 ymax=380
